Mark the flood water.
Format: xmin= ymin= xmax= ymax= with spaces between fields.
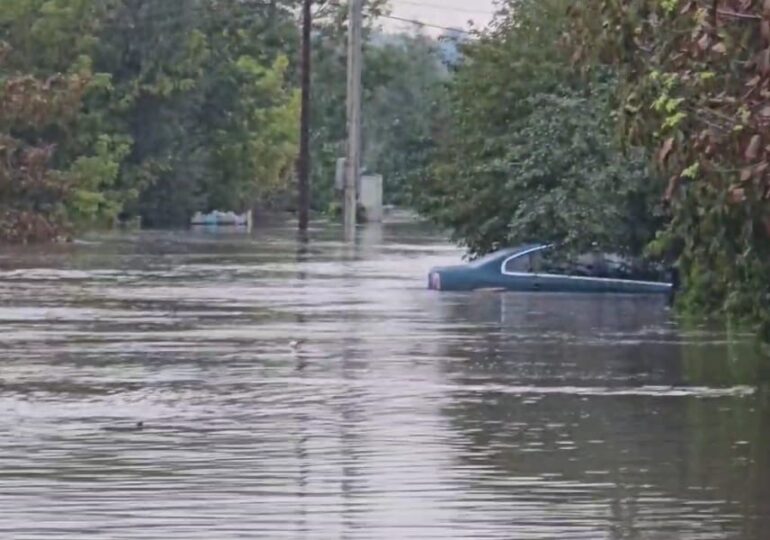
xmin=1 ymin=221 xmax=769 ymax=539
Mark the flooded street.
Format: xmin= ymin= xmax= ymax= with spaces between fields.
xmin=1 ymin=221 xmax=769 ymax=539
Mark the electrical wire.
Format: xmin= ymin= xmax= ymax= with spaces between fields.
xmin=51 ymin=1 xmax=478 ymax=37
xmin=379 ymin=14 xmax=473 ymax=34
xmin=389 ymin=0 xmax=495 ymax=16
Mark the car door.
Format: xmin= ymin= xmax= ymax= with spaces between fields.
xmin=501 ymin=249 xmax=546 ymax=291
xmin=527 ymin=250 xmax=547 ymax=291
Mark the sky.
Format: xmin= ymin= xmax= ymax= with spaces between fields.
xmin=381 ymin=0 xmax=497 ymax=35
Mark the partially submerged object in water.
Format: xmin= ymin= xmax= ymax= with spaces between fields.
xmin=102 ymin=421 xmax=144 ymax=432
xmin=191 ymin=210 xmax=252 ymax=229
xmin=428 ymin=244 xmax=674 ymax=295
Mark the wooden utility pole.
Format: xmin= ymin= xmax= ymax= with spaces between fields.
xmin=297 ymin=0 xmax=312 ymax=233
xmin=344 ymin=0 xmax=363 ymax=241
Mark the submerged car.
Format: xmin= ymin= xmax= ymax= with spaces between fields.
xmin=428 ymin=244 xmax=673 ymax=295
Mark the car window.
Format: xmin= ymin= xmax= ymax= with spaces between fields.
xmin=537 ymin=251 xmax=609 ymax=277
xmin=502 ymin=254 xmax=531 ymax=273
xmin=469 ymin=250 xmax=510 ymax=268
xmin=575 ymin=252 xmax=610 ymax=276
xmin=531 ymin=249 xmax=608 ymax=276
xmin=530 ymin=251 xmax=546 ymax=273
xmin=468 ymin=246 xmax=532 ymax=268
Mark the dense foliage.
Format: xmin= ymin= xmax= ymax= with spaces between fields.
xmin=309 ymin=6 xmax=448 ymax=211
xmin=0 ymin=0 xmax=303 ymax=236
xmin=0 ymin=54 xmax=89 ymax=242
xmin=567 ymin=0 xmax=770 ymax=334
xmin=0 ymin=0 xmax=122 ymax=238
xmin=0 ymin=0 xmax=450 ymax=240
xmin=414 ymin=0 xmax=663 ymax=258
xmin=4 ymin=0 xmax=768 ymax=335
xmin=410 ymin=0 xmax=770 ymax=334
xmin=99 ymin=0 xmax=303 ymax=227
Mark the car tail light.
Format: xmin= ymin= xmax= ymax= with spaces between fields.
xmin=429 ymin=272 xmax=441 ymax=290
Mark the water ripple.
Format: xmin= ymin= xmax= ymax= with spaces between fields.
xmin=0 ymin=225 xmax=767 ymax=539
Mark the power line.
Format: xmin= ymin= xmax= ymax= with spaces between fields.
xmin=390 ymin=0 xmax=495 ymax=16
xmin=22 ymin=2 xmax=477 ymax=39
xmin=379 ymin=14 xmax=473 ymax=34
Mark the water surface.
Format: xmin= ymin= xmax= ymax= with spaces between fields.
xmin=1 ymin=221 xmax=768 ymax=539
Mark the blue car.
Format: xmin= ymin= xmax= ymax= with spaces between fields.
xmin=428 ymin=244 xmax=673 ymax=295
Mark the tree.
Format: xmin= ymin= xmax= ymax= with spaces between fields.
xmin=0 ymin=0 xmax=452 ymax=239
xmin=0 ymin=42 xmax=90 ymax=242
xmin=92 ymin=0 xmax=300 ymax=226
xmin=364 ymin=32 xmax=448 ymax=206
xmin=414 ymin=0 xmax=662 ymax=258
xmin=568 ymin=0 xmax=770 ymax=335
xmin=309 ymin=2 xmax=448 ymax=211
xmin=0 ymin=0 xmax=132 ymax=232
